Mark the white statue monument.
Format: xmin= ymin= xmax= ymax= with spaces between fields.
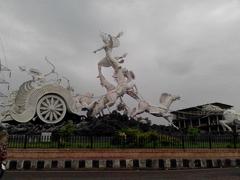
xmin=90 ymin=32 xmax=180 ymax=128
xmin=0 ymin=31 xmax=180 ymax=129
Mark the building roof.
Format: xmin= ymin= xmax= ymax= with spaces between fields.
xmin=171 ymin=102 xmax=233 ymax=114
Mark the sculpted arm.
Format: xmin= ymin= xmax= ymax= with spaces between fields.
xmin=93 ymin=45 xmax=106 ymax=53
xmin=133 ymin=84 xmax=138 ymax=94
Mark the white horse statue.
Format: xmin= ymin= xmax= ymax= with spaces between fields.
xmin=130 ymin=93 xmax=180 ymax=129
xmin=73 ymin=92 xmax=94 ymax=112
xmin=201 ymin=104 xmax=240 ymax=132
xmin=87 ymin=68 xmax=138 ymax=117
xmin=105 ymin=68 xmax=138 ymax=109
xmin=87 ymin=96 xmax=108 ymax=117
xmin=86 ymin=73 xmax=116 ymax=116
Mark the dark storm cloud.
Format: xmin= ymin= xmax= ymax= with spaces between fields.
xmin=1 ymin=0 xmax=240 ymax=125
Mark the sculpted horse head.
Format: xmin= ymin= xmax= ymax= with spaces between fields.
xmin=87 ymin=96 xmax=108 ymax=117
xmin=159 ymin=93 xmax=180 ymax=111
xmin=74 ymin=92 xmax=94 ymax=111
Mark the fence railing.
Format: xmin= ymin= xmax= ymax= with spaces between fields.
xmin=8 ymin=134 xmax=240 ymax=149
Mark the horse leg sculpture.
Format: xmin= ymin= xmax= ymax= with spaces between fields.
xmin=163 ymin=115 xmax=179 ymax=129
xmin=131 ymin=101 xmax=148 ymax=118
xmin=219 ymin=120 xmax=233 ymax=132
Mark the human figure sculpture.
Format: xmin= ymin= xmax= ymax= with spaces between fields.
xmin=97 ymin=53 xmax=127 ymax=77
xmin=93 ymin=32 xmax=124 ymax=75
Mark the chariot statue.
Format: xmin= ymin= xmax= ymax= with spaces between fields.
xmin=0 ymin=59 xmax=80 ymax=124
xmin=0 ymin=32 xmax=180 ymax=129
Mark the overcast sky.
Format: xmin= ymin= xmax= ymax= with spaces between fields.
xmin=1 ymin=0 xmax=240 ymax=118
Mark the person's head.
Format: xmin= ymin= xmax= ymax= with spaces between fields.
xmin=100 ymin=32 xmax=110 ymax=44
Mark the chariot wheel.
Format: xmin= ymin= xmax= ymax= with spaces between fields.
xmin=36 ymin=94 xmax=67 ymax=124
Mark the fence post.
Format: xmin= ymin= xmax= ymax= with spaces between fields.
xmin=233 ymin=133 xmax=237 ymax=149
xmin=24 ymin=135 xmax=28 ymax=149
xmin=123 ymin=136 xmax=126 ymax=148
xmin=57 ymin=135 xmax=61 ymax=148
xmin=208 ymin=134 xmax=212 ymax=149
xmin=90 ymin=136 xmax=93 ymax=149
xmin=181 ymin=135 xmax=185 ymax=149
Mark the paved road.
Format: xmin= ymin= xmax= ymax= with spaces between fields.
xmin=2 ymin=168 xmax=240 ymax=180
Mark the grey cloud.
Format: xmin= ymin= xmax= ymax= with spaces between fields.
xmin=1 ymin=0 xmax=240 ymax=125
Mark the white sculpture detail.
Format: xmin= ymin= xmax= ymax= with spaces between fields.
xmin=0 ymin=59 xmax=77 ymax=124
xmin=201 ymin=104 xmax=240 ymax=132
xmin=94 ymin=32 xmax=124 ymax=75
xmin=74 ymin=92 xmax=94 ymax=112
xmin=89 ymin=32 xmax=180 ymax=128
xmin=0 ymin=31 xmax=180 ymax=128
xmin=130 ymin=93 xmax=180 ymax=129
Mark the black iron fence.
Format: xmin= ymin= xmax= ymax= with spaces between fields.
xmin=8 ymin=134 xmax=240 ymax=149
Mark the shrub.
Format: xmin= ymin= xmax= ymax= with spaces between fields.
xmin=187 ymin=127 xmax=200 ymax=137
xmin=114 ymin=128 xmax=180 ymax=148
xmin=58 ymin=121 xmax=76 ymax=137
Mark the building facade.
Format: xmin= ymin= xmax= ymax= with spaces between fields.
xmin=172 ymin=102 xmax=233 ymax=133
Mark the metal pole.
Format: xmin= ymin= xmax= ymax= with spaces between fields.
xmin=23 ymin=135 xmax=27 ymax=149
xmin=208 ymin=134 xmax=212 ymax=149
xmin=182 ymin=135 xmax=185 ymax=149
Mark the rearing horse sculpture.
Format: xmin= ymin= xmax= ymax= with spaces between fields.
xmin=87 ymin=68 xmax=138 ymax=117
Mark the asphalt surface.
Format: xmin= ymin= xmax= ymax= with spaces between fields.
xmin=2 ymin=168 xmax=240 ymax=180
